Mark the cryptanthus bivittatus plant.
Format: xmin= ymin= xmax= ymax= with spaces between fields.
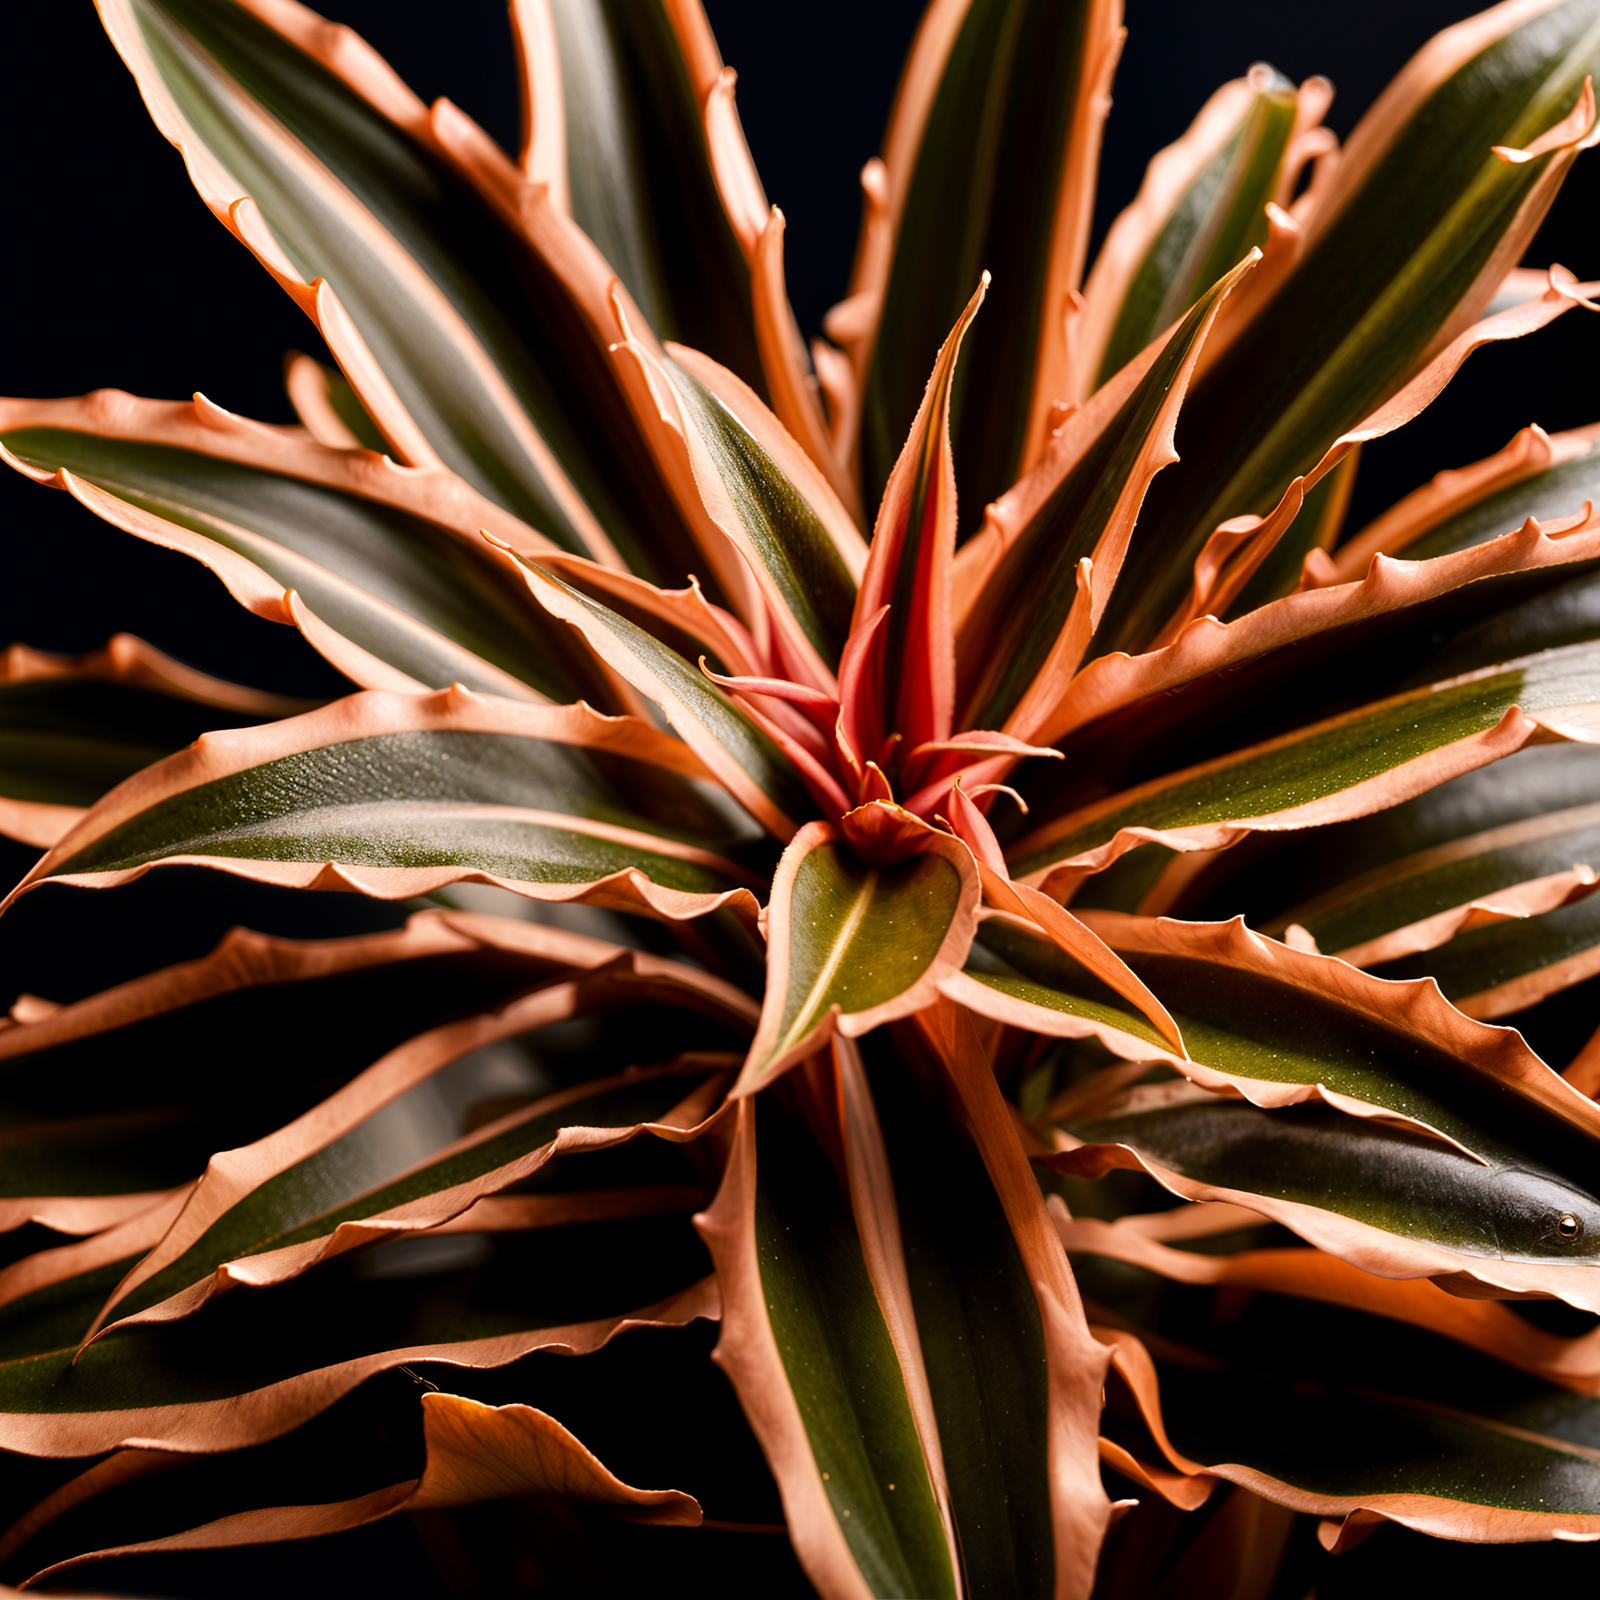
xmin=6 ymin=0 xmax=1600 ymax=1593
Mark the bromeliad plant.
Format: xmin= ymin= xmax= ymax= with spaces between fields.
xmin=8 ymin=0 xmax=1600 ymax=1592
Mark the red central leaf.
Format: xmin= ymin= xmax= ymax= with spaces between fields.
xmin=847 ymin=276 xmax=989 ymax=776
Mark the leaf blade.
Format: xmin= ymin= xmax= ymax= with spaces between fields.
xmin=738 ymin=824 xmax=980 ymax=1094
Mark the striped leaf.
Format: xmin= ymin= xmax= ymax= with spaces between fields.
xmin=738 ymin=824 xmax=979 ymax=1094
xmin=0 ymin=911 xmax=752 ymax=1236
xmin=511 ymin=557 xmax=818 ymax=838
xmin=957 ymin=257 xmax=1256 ymax=739
xmin=88 ymin=1061 xmax=726 ymax=1343
xmin=97 ymin=0 xmax=687 ymax=572
xmin=0 ymin=637 xmax=307 ymax=849
xmin=1 ymin=396 xmax=584 ymax=701
xmin=1012 ymin=640 xmax=1600 ymax=891
xmin=698 ymin=1094 xmax=958 ymax=1600
xmin=0 ymin=1213 xmax=715 ymax=1458
xmin=1080 ymin=64 xmax=1313 ymax=392
xmin=856 ymin=0 xmax=1118 ymax=520
xmin=1076 ymin=1260 xmax=1600 ymax=1544
xmin=1053 ymin=1082 xmax=1600 ymax=1309
xmin=4 ymin=690 xmax=761 ymax=924
xmin=538 ymin=0 xmax=765 ymax=392
xmin=1096 ymin=0 xmax=1600 ymax=648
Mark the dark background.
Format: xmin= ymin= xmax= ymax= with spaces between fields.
xmin=2 ymin=6 xmax=1600 ymax=1595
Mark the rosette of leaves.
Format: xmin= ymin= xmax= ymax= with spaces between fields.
xmin=7 ymin=0 xmax=1600 ymax=1594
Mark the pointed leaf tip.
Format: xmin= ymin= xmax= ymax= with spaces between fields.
xmin=851 ymin=277 xmax=988 ymax=763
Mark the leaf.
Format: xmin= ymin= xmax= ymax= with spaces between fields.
xmin=1085 ymin=911 xmax=1600 ymax=1140
xmin=12 ymin=1385 xmax=699 ymax=1587
xmin=1076 ymin=1258 xmax=1600 ymax=1544
xmin=0 ymin=636 xmax=309 ymax=849
xmin=1078 ymin=65 xmax=1316 ymax=393
xmin=737 ymin=823 xmax=980 ymax=1095
xmin=944 ymin=784 xmax=1186 ymax=1054
xmin=1330 ymin=419 xmax=1600 ymax=577
xmin=1011 ymin=638 xmax=1600 ymax=892
xmin=914 ymin=999 xmax=1113 ymax=1599
xmin=1040 ymin=503 xmax=1600 ymax=757
xmin=748 ymin=208 xmax=866 ymax=522
xmin=479 ymin=1 xmax=842 ymax=575
xmin=942 ymin=921 xmax=1178 ymax=1063
xmin=0 ymin=909 xmax=753 ymax=1240
xmin=98 ymin=0 xmax=680 ymax=569
xmin=1055 ymin=1207 xmax=1600 ymax=1396
xmin=0 ymin=1214 xmax=718 ymax=1458
xmin=1106 ymin=1 xmax=1600 ymax=640
xmin=540 ymin=0 xmax=765 ymax=393
xmin=856 ymin=0 xmax=1122 ymax=519
xmin=956 ymin=255 xmax=1256 ymax=740
xmin=4 ymin=689 xmax=762 ymax=925
xmin=1052 ymin=1081 xmax=1600 ymax=1311
xmin=0 ymin=395 xmax=585 ymax=702
xmin=963 ymin=907 xmax=1600 ymax=1185
xmin=1272 ymin=801 xmax=1600 ymax=967
xmin=854 ymin=276 xmax=986 ymax=763
xmin=696 ymin=1095 xmax=958 ymax=1600
xmin=862 ymin=1040 xmax=1060 ymax=1598
xmin=282 ymin=350 xmax=388 ymax=451
xmin=615 ymin=340 xmax=862 ymax=673
xmin=87 ymin=1060 xmax=728 ymax=1343
xmin=508 ymin=557 xmax=818 ymax=838
xmin=1375 ymin=880 xmax=1600 ymax=1021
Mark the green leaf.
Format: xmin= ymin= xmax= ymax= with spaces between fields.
xmin=548 ymin=0 xmax=764 ymax=392
xmin=511 ymin=558 xmax=818 ymax=837
xmin=1076 ymin=1260 xmax=1600 ymax=1540
xmin=0 ymin=1213 xmax=714 ymax=1455
xmin=1175 ymin=743 xmax=1600 ymax=924
xmin=3 ymin=415 xmax=577 ymax=702
xmin=975 ymin=911 xmax=1600 ymax=1180
xmin=0 ymin=1116 xmax=197 ymax=1217
xmin=1406 ymin=561 xmax=1600 ymax=683
xmin=0 ymin=911 xmax=751 ymax=1219
xmin=1376 ymin=881 xmax=1600 ymax=1018
xmin=866 ymin=1043 xmax=1054 ymax=1599
xmin=949 ymin=918 xmax=1180 ymax=1058
xmin=861 ymin=0 xmax=1107 ymax=519
xmin=660 ymin=356 xmax=857 ymax=666
xmin=0 ymin=672 xmax=287 ymax=833
xmin=959 ymin=262 xmax=1252 ymax=735
xmin=1033 ymin=511 xmax=1600 ymax=806
xmin=1401 ymin=432 xmax=1600 ymax=562
xmin=9 ymin=691 xmax=760 ymax=923
xmin=1069 ymin=1086 xmax=1598 ymax=1258
xmin=1099 ymin=0 xmax=1600 ymax=649
xmin=1012 ymin=639 xmax=1600 ymax=887
xmin=103 ymin=0 xmax=684 ymax=572
xmin=98 ymin=1064 xmax=721 ymax=1335
xmin=1091 ymin=68 xmax=1302 ymax=389
xmin=739 ymin=825 xmax=979 ymax=1093
xmin=1274 ymin=801 xmax=1600 ymax=966
xmin=711 ymin=1096 xmax=958 ymax=1600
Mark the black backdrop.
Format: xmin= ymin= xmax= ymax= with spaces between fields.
xmin=1 ymin=6 xmax=1599 ymax=1594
